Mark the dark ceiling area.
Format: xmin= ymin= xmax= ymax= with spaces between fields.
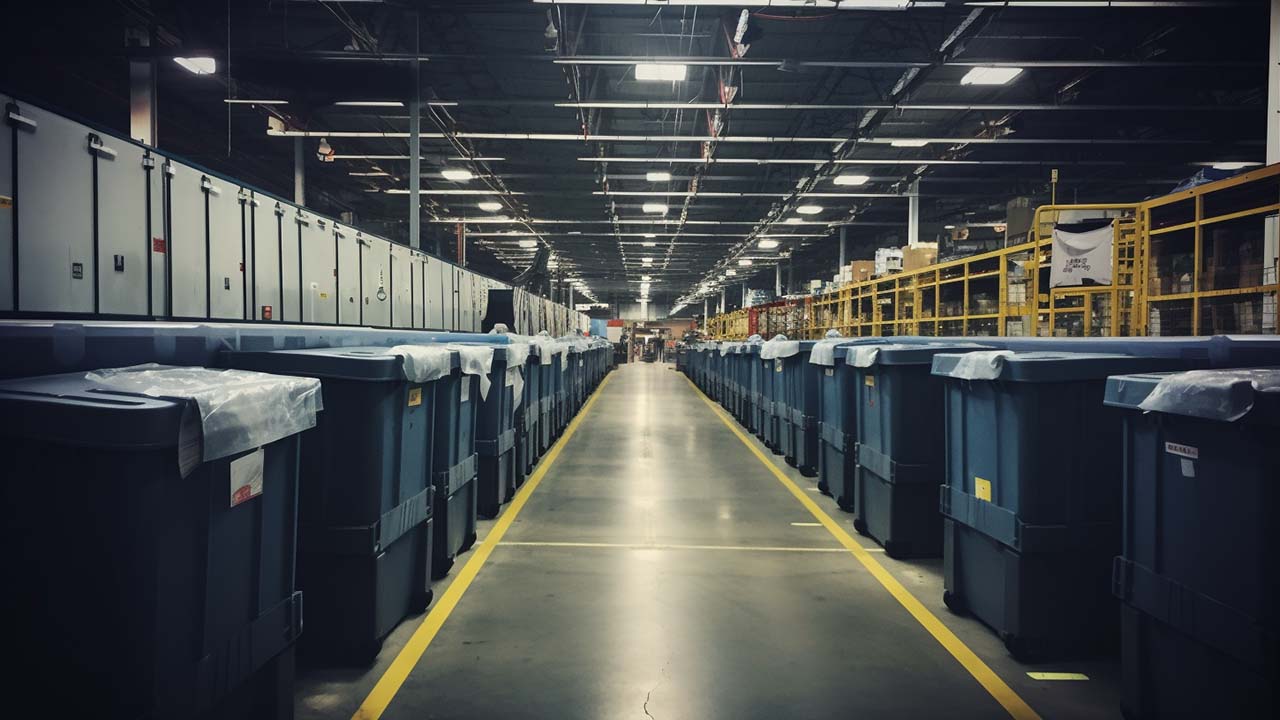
xmin=1 ymin=0 xmax=1268 ymax=314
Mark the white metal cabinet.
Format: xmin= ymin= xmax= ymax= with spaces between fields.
xmin=336 ymin=225 xmax=361 ymax=325
xmin=280 ymin=208 xmax=303 ymax=322
xmin=299 ymin=214 xmax=336 ymax=324
xmin=424 ymin=255 xmax=444 ymax=329
xmin=251 ymin=198 xmax=283 ymax=320
xmin=13 ymin=103 xmax=94 ymax=313
xmin=167 ymin=161 xmax=207 ymax=318
xmin=361 ymin=235 xmax=391 ymax=327
xmin=93 ymin=138 xmax=150 ymax=315
xmin=205 ymin=177 xmax=243 ymax=319
xmin=390 ymin=242 xmax=412 ymax=328
xmin=0 ymin=95 xmax=14 ymax=311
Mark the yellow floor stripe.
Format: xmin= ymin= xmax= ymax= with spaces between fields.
xmin=1027 ymin=672 xmax=1089 ymax=681
xmin=498 ymin=540 xmax=850 ymax=553
xmin=683 ymin=376 xmax=1041 ymax=720
xmin=352 ymin=373 xmax=615 ymax=720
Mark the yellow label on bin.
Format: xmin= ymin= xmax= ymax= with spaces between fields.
xmin=864 ymin=375 xmax=875 ymax=387
xmin=975 ymin=477 xmax=992 ymax=502
xmin=407 ymin=387 xmax=422 ymax=407
xmin=775 ymin=362 xmax=783 ymax=373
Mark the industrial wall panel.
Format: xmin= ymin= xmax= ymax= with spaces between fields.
xmin=300 ymin=215 xmax=336 ymax=324
xmin=361 ymin=235 xmax=391 ymax=327
xmin=390 ymin=242 xmax=412 ymax=328
xmin=441 ymin=261 xmax=456 ymax=330
xmin=251 ymin=198 xmax=283 ymax=321
xmin=0 ymin=94 xmax=13 ymax=311
xmin=94 ymin=140 xmax=149 ymax=315
xmin=205 ymin=178 xmax=244 ymax=320
xmin=423 ymin=255 xmax=443 ymax=329
xmin=459 ymin=270 xmax=474 ymax=331
xmin=411 ymin=255 xmax=426 ymax=328
xmin=280 ymin=210 xmax=302 ymax=322
xmin=336 ymin=225 xmax=360 ymax=325
xmin=14 ymin=104 xmax=94 ymax=313
xmin=146 ymin=160 xmax=165 ymax=316
xmin=167 ymin=162 xmax=207 ymax=319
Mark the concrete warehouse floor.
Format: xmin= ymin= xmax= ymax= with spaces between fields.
xmin=296 ymin=362 xmax=1120 ymax=720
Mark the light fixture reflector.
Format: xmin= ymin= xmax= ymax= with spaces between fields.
xmin=959 ymin=67 xmax=1024 ymax=86
xmin=635 ymin=63 xmax=688 ymax=82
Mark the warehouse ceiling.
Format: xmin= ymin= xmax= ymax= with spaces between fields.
xmin=0 ymin=0 xmax=1269 ymax=313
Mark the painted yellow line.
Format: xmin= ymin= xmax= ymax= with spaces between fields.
xmin=1027 ymin=672 xmax=1089 ymax=681
xmin=498 ymin=540 xmax=849 ymax=553
xmin=352 ymin=373 xmax=615 ymax=720
xmin=683 ymin=375 xmax=1041 ymax=720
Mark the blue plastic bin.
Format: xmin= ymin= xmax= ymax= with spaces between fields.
xmin=432 ymin=351 xmax=482 ymax=578
xmin=470 ymin=344 xmax=524 ymax=518
xmin=1105 ymin=368 xmax=1280 ymax=718
xmin=519 ymin=344 xmax=543 ymax=474
xmin=848 ymin=343 xmax=991 ymax=557
xmin=933 ymin=349 xmax=1201 ymax=660
xmin=221 ymin=345 xmax=439 ymax=662
xmin=0 ymin=368 xmax=315 ymax=717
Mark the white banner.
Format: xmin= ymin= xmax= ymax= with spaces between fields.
xmin=1050 ymin=224 xmax=1113 ymax=287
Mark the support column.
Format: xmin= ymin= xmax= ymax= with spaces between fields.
xmin=129 ymin=55 xmax=157 ymax=146
xmin=704 ymin=297 xmax=709 ymax=322
xmin=293 ymin=137 xmax=305 ymax=206
xmin=409 ymin=100 xmax=421 ymax=249
xmin=775 ymin=264 xmax=782 ymax=297
xmin=1269 ymin=0 xmax=1280 ymax=163
xmin=787 ymin=263 xmax=794 ymax=296
xmin=838 ymin=225 xmax=848 ymax=272
xmin=907 ymin=180 xmax=921 ymax=248
xmin=742 ymin=282 xmax=747 ymax=308
xmin=720 ymin=287 xmax=726 ymax=314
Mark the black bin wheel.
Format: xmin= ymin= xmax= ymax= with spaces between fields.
xmin=942 ymin=590 xmax=966 ymax=615
xmin=852 ymin=517 xmax=869 ymax=536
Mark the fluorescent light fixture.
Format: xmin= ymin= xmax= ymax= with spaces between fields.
xmin=174 ymin=57 xmax=216 ymax=75
xmin=348 ymin=171 xmax=390 ymax=177
xmin=1211 ymin=161 xmax=1262 ymax=171
xmin=784 ymin=217 xmax=804 ymax=225
xmin=646 ymin=171 xmax=672 ymax=182
xmin=834 ymin=174 xmax=871 ymax=186
xmin=477 ymin=201 xmax=503 ymax=211
xmin=643 ymin=233 xmax=657 ymax=238
xmin=441 ymin=169 xmax=474 ymax=182
xmin=890 ymin=139 xmax=930 ymax=148
xmin=726 ymin=269 xmax=737 ymax=277
xmin=642 ymin=203 xmax=669 ymax=214
xmin=641 ymin=257 xmax=654 ymax=264
xmin=224 ymin=98 xmax=287 ymax=105
xmin=334 ymin=101 xmax=405 ymax=107
xmin=944 ymin=224 xmax=957 ymax=229
xmin=796 ymin=205 xmax=824 ymax=215
xmin=758 ymin=239 xmax=780 ymax=249
xmin=960 ymin=67 xmax=1024 ymax=86
xmin=738 ymin=259 xmax=753 ymax=266
xmin=518 ymin=239 xmax=538 ymax=248
xmin=641 ymin=275 xmax=652 ymax=281
xmin=635 ymin=63 xmax=688 ymax=82
xmin=642 ymin=241 xmax=657 ymax=247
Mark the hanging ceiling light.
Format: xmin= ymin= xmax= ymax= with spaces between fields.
xmin=738 ymin=259 xmax=753 ymax=266
xmin=642 ymin=203 xmax=669 ymax=214
xmin=635 ymin=63 xmax=688 ymax=82
xmin=174 ymin=57 xmax=216 ymax=75
xmin=796 ymin=205 xmax=824 ymax=215
xmin=646 ymin=171 xmax=672 ymax=182
xmin=784 ymin=217 xmax=804 ymax=224
xmin=834 ymin=174 xmax=871 ymax=186
xmin=960 ymin=67 xmax=1024 ymax=86
xmin=758 ymin=239 xmax=780 ymax=249
xmin=477 ymin=201 xmax=503 ymax=211
xmin=518 ymin=239 xmax=538 ymax=248
xmin=441 ymin=169 xmax=474 ymax=181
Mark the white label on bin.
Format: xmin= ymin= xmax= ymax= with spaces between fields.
xmin=460 ymin=375 xmax=471 ymax=403
xmin=1164 ymin=442 xmax=1198 ymax=460
xmin=230 ymin=448 xmax=265 ymax=508
xmin=825 ymin=368 xmax=833 ymax=377
xmin=1180 ymin=458 xmax=1196 ymax=478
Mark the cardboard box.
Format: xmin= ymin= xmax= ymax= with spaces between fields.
xmin=848 ymin=261 xmax=875 ymax=283
xmin=902 ymin=247 xmax=937 ymax=272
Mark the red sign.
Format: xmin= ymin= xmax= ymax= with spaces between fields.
xmin=152 ymin=237 xmax=166 ymax=253
xmin=261 ymin=305 xmax=273 ymax=320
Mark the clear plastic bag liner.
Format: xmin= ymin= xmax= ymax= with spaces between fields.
xmin=448 ymin=344 xmax=495 ymax=400
xmin=810 ymin=339 xmax=848 ymax=366
xmin=760 ymin=335 xmax=800 ymax=360
xmin=387 ymin=344 xmax=453 ymax=383
xmin=86 ymin=364 xmax=322 ymax=476
xmin=1138 ymin=368 xmax=1280 ymax=422
xmin=508 ymin=366 xmax=525 ymax=412
xmin=943 ymin=350 xmax=1014 ymax=380
xmin=747 ymin=334 xmax=763 ymax=343
xmin=719 ymin=342 xmax=742 ymax=356
xmin=505 ymin=342 xmax=531 ymax=368
xmin=824 ymin=329 xmax=843 ymax=339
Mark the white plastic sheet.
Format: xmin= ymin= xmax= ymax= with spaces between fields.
xmin=942 ymin=350 xmax=1014 ymax=380
xmin=86 ymin=364 xmax=322 ymax=476
xmin=1138 ymin=368 xmax=1280 ymax=422
xmin=760 ymin=334 xmax=800 ymax=360
xmin=719 ymin=341 xmax=742 ymax=356
xmin=809 ymin=330 xmax=847 ymax=366
xmin=387 ymin=344 xmax=453 ymax=383
xmin=448 ymin=344 xmax=495 ymax=400
xmin=1050 ymin=224 xmax=1113 ymax=287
